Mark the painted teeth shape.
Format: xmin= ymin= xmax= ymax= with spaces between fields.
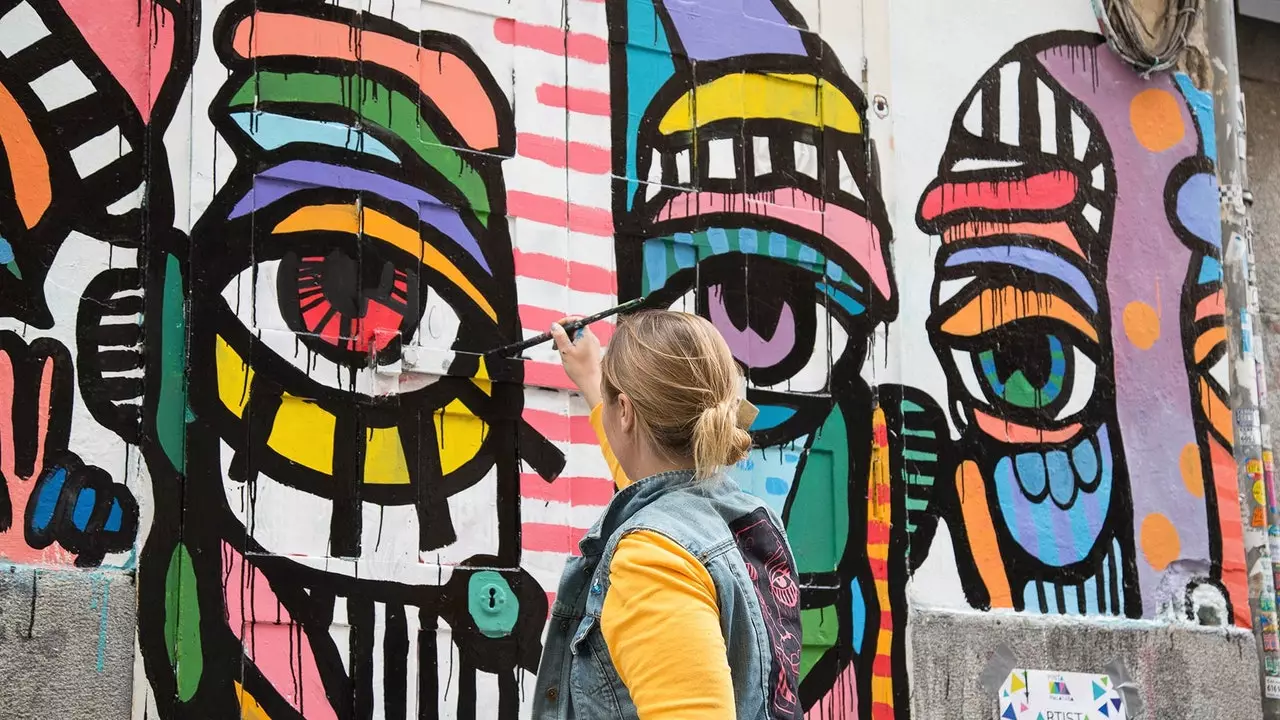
xmin=1071 ymin=111 xmax=1090 ymax=160
xmin=1090 ymin=164 xmax=1105 ymax=190
xmin=674 ymin=148 xmax=691 ymax=184
xmin=962 ymin=89 xmax=983 ymax=136
xmin=753 ymin=136 xmax=772 ymax=175
xmin=1082 ymin=204 xmax=1102 ymax=232
xmin=950 ymin=158 xmax=1023 ymax=173
xmin=707 ymin=138 xmax=735 ymax=179
xmin=0 ymin=2 xmax=49 ymax=58
xmin=997 ymin=62 xmax=1020 ymax=145
xmin=647 ymin=149 xmax=662 ymax=186
xmin=793 ymin=140 xmax=818 ymax=180
xmin=1036 ymin=78 xmax=1057 ymax=155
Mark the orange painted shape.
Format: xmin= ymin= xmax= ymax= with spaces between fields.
xmin=941 ymin=286 xmax=1098 ymax=342
xmin=1200 ymin=378 xmax=1234 ymax=445
xmin=973 ymin=409 xmax=1083 ymax=445
xmin=1194 ymin=326 xmax=1227 ymax=363
xmin=942 ymin=220 xmax=1085 ymax=258
xmin=0 ymin=81 xmax=50 ymax=228
xmin=1122 ymin=301 xmax=1161 ymax=350
xmin=231 ymin=12 xmax=501 ymax=151
xmin=1130 ymin=89 xmax=1186 ymax=153
xmin=955 ymin=461 xmax=1013 ymax=608
xmin=1210 ymin=438 xmax=1251 ymax=628
xmin=1179 ymin=443 xmax=1205 ymax=498
xmin=1139 ymin=513 xmax=1180 ymax=571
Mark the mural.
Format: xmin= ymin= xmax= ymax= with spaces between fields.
xmin=915 ymin=32 xmax=1245 ymax=626
xmin=0 ymin=1 xmax=1251 ymax=720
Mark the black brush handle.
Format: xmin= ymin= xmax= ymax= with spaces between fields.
xmin=484 ymin=296 xmax=649 ymax=358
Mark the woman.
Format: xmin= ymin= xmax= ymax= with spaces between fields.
xmin=531 ymin=310 xmax=804 ymax=720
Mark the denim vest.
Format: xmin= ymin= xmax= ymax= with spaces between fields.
xmin=531 ymin=469 xmax=804 ymax=720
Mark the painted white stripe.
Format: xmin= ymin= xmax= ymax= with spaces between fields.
xmin=29 ymin=61 xmax=96 ymax=111
xmin=511 ymin=218 xmax=617 ymax=270
xmin=372 ymin=603 xmax=387 ymax=719
xmin=331 ymin=596 xmax=351 ymax=675
xmin=515 ymin=277 xmax=615 ymax=317
xmin=405 ymin=605 xmax=421 ymax=719
xmin=107 ymin=183 xmax=146 ymax=215
xmin=998 ymin=62 xmax=1020 ymax=145
xmin=70 ymin=127 xmax=128 ymax=178
xmin=0 ymin=2 xmax=48 ymax=58
xmin=1037 ymin=79 xmax=1058 ymax=155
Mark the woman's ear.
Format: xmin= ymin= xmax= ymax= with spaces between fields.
xmin=617 ymin=393 xmax=636 ymax=434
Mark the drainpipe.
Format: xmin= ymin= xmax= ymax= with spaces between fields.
xmin=1206 ymin=0 xmax=1280 ymax=713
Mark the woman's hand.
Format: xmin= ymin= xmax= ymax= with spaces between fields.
xmin=551 ymin=316 xmax=604 ymax=408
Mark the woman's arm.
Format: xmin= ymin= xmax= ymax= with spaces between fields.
xmin=551 ymin=317 xmax=629 ymax=487
xmin=601 ymin=531 xmax=733 ymax=718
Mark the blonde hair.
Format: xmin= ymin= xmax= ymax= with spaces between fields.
xmin=600 ymin=310 xmax=752 ymax=478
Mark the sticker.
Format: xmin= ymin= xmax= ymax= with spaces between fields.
xmin=1267 ymin=676 xmax=1280 ymax=700
xmin=1251 ymin=460 xmax=1265 ymax=477
xmin=1254 ymin=507 xmax=1267 ymax=528
xmin=998 ymin=669 xmax=1127 ymax=720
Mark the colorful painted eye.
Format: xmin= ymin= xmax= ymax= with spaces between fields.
xmin=949 ymin=326 xmax=1097 ymax=425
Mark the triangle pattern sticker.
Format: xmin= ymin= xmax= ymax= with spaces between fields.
xmin=1093 ymin=681 xmax=1106 ymax=700
xmin=1011 ymin=673 xmax=1027 ymax=693
xmin=1099 ymin=700 xmax=1111 ymax=717
xmin=1113 ymin=697 xmax=1123 ymax=710
xmin=1002 ymin=704 xmax=1018 ymax=720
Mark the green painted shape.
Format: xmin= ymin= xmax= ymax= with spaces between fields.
xmin=229 ymin=72 xmax=490 ymax=224
xmin=157 ymin=255 xmax=187 ymax=472
xmin=902 ymin=427 xmax=936 ymax=438
xmin=786 ymin=406 xmax=849 ymax=574
xmin=164 ymin=544 xmax=203 ymax=702
xmin=905 ymin=496 xmax=930 ymax=512
xmin=904 ymin=471 xmax=935 ymax=487
xmin=1001 ymin=369 xmax=1043 ymax=408
xmin=902 ymin=449 xmax=937 ymax=462
xmin=467 ymin=571 xmax=519 ymax=638
xmin=800 ymin=607 xmax=838 ymax=680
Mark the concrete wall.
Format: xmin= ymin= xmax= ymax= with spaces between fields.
xmin=0 ymin=0 xmax=1265 ymax=718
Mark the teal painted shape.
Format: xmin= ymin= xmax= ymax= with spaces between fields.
xmin=157 ymin=254 xmax=188 ymax=472
xmin=468 ymin=571 xmax=519 ymax=638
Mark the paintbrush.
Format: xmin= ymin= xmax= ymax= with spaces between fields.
xmin=484 ymin=296 xmax=651 ymax=359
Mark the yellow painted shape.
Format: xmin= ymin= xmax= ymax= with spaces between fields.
xmin=658 ymin=73 xmax=862 ymax=136
xmin=435 ymin=398 xmax=487 ymax=474
xmin=273 ymin=204 xmax=497 ymax=322
xmin=473 ymin=356 xmax=493 ymax=395
xmin=215 ymin=334 xmax=254 ymax=418
xmin=267 ymin=394 xmax=336 ymax=474
xmin=364 ymin=426 xmax=411 ymax=485
xmin=235 ymin=681 xmax=272 ymax=720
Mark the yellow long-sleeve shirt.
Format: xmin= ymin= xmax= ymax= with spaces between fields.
xmin=588 ymin=404 xmax=734 ymax=718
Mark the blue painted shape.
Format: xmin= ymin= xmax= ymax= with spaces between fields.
xmin=706 ymin=227 xmax=730 ymax=254
xmin=946 ymin=246 xmax=1098 ymax=311
xmin=739 ymin=227 xmax=759 ymax=254
xmin=1198 ymin=256 xmax=1223 ymax=284
xmin=797 ymin=244 xmax=819 ymax=266
xmin=643 ymin=239 xmax=671 ymax=293
xmin=850 ymin=577 xmax=866 ymax=653
xmin=768 ymin=232 xmax=788 ymax=259
xmin=30 ymin=468 xmax=66 ymax=531
xmin=1175 ymin=73 xmax=1217 ymax=162
xmin=1022 ymin=581 xmax=1043 ymax=613
xmin=72 ymin=488 xmax=97 ymax=531
xmin=624 ymin=0 xmax=676 ymax=211
xmin=1002 ymin=704 xmax=1018 ymax=720
xmin=0 ymin=236 xmax=12 ymax=264
xmin=1081 ymin=570 xmax=1099 ymax=614
xmin=105 ymin=501 xmax=123 ymax=533
xmin=817 ymin=283 xmax=865 ymax=317
xmin=765 ymin=477 xmax=789 ymax=495
xmin=1176 ymin=173 xmax=1222 ymax=249
xmin=230 ymin=112 xmax=398 ymax=162
xmin=727 ymin=437 xmax=806 ymax=517
xmin=673 ymin=231 xmax=695 ymax=245
xmin=1015 ymin=453 xmax=1048 ymax=497
xmin=751 ymin=404 xmax=797 ymax=430
xmin=1043 ymin=582 xmax=1059 ymax=613
xmin=1045 ymin=450 xmax=1075 ymax=507
xmin=673 ymin=242 xmax=697 ymax=269
xmin=1071 ymin=435 xmax=1098 ymax=485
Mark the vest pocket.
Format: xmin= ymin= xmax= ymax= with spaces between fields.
xmin=568 ymin=614 xmax=626 ymax=715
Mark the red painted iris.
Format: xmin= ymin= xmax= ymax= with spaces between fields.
xmin=279 ymin=248 xmax=420 ymax=365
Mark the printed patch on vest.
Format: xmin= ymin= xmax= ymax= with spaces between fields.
xmin=730 ymin=508 xmax=803 ymax=719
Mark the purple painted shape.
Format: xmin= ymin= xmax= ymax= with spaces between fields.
xmin=659 ymin=0 xmax=806 ymax=61
xmin=228 ymin=160 xmax=492 ymax=274
xmin=707 ymin=286 xmax=796 ymax=368
xmin=1039 ymin=42 xmax=1206 ymax=617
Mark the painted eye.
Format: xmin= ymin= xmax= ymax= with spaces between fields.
xmin=950 ymin=330 xmax=1096 ymax=424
